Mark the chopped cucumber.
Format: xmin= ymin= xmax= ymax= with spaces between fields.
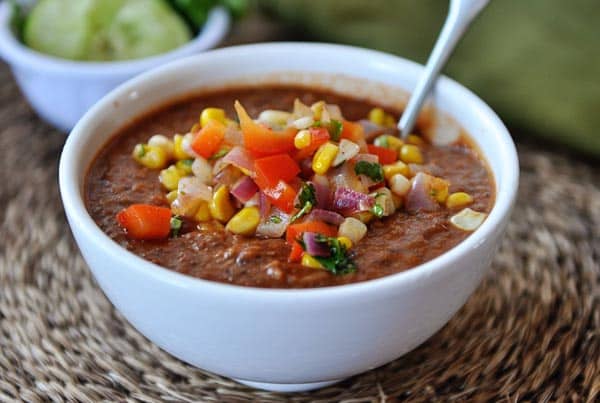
xmin=23 ymin=0 xmax=192 ymax=61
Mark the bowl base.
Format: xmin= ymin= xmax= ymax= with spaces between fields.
xmin=233 ymin=378 xmax=342 ymax=392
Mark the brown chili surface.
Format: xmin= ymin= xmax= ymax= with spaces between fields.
xmin=85 ymin=86 xmax=494 ymax=288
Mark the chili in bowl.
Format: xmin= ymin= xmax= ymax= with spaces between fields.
xmin=59 ymin=43 xmax=518 ymax=392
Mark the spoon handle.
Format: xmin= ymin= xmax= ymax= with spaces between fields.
xmin=398 ymin=0 xmax=490 ymax=138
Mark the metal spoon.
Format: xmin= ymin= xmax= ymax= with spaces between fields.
xmin=398 ymin=0 xmax=490 ymax=138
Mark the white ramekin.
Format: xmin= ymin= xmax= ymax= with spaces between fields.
xmin=0 ymin=2 xmax=229 ymax=132
xmin=59 ymin=43 xmax=519 ymax=392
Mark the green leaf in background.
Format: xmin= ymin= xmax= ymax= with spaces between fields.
xmin=258 ymin=0 xmax=600 ymax=157
xmin=168 ymin=0 xmax=248 ymax=30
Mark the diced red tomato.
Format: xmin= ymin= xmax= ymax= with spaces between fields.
xmin=191 ymin=119 xmax=226 ymax=158
xmin=288 ymin=241 xmax=304 ymax=262
xmin=254 ymin=154 xmax=300 ymax=189
xmin=293 ymin=127 xmax=330 ymax=161
xmin=234 ymin=101 xmax=296 ymax=157
xmin=286 ymin=220 xmax=337 ymax=244
xmin=261 ymin=180 xmax=297 ymax=213
xmin=116 ymin=204 xmax=172 ymax=240
xmin=367 ymin=144 xmax=397 ymax=164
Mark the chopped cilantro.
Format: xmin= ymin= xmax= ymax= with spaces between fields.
xmin=290 ymin=201 xmax=312 ymax=223
xmin=371 ymin=203 xmax=384 ymax=218
xmin=170 ymin=216 xmax=183 ymax=237
xmin=313 ymin=235 xmax=357 ymax=275
xmin=269 ymin=215 xmax=282 ymax=224
xmin=296 ymin=182 xmax=317 ymax=208
xmin=211 ymin=147 xmax=230 ymax=160
xmin=312 ymin=119 xmax=343 ymax=141
xmin=354 ymin=161 xmax=384 ymax=182
xmin=329 ymin=119 xmax=343 ymax=141
xmin=291 ymin=182 xmax=317 ymax=223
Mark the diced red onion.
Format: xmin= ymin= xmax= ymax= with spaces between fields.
xmin=333 ymin=187 xmax=374 ymax=215
xmin=306 ymin=209 xmax=344 ymax=225
xmin=310 ymin=175 xmax=331 ymax=209
xmin=256 ymin=208 xmax=290 ymax=238
xmin=406 ymin=172 xmax=439 ymax=213
xmin=259 ymin=191 xmax=271 ymax=218
xmin=328 ymin=163 xmax=367 ymax=194
xmin=223 ymin=146 xmax=255 ymax=173
xmin=300 ymin=158 xmax=314 ymax=178
xmin=354 ymin=153 xmax=379 ymax=164
xmin=177 ymin=177 xmax=212 ymax=201
xmin=231 ymin=176 xmax=258 ymax=203
xmin=223 ymin=126 xmax=243 ymax=146
xmin=303 ymin=232 xmax=331 ymax=257
xmin=214 ymin=165 xmax=242 ymax=187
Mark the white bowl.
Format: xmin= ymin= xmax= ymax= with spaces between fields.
xmin=59 ymin=43 xmax=519 ymax=392
xmin=0 ymin=2 xmax=229 ymax=132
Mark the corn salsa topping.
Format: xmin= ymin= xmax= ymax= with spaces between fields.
xmin=116 ymin=100 xmax=487 ymax=274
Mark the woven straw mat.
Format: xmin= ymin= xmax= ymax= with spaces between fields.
xmin=0 ymin=62 xmax=599 ymax=402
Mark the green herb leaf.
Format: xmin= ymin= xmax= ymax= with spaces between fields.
xmin=328 ymin=119 xmax=343 ymax=141
xmin=296 ymin=182 xmax=317 ymax=208
xmin=290 ymin=201 xmax=313 ymax=223
xmin=211 ymin=147 xmax=230 ymax=160
xmin=313 ymin=235 xmax=357 ymax=275
xmin=354 ymin=161 xmax=384 ymax=182
xmin=8 ymin=0 xmax=27 ymax=41
xmin=170 ymin=216 xmax=183 ymax=237
xmin=371 ymin=203 xmax=384 ymax=218
xmin=374 ymin=135 xmax=389 ymax=148
xmin=269 ymin=215 xmax=282 ymax=224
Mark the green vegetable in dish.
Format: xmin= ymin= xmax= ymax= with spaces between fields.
xmin=354 ymin=161 xmax=384 ymax=183
xmin=313 ymin=235 xmax=357 ymax=275
xmin=23 ymin=0 xmax=192 ymax=61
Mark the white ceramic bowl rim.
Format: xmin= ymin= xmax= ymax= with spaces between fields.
xmin=59 ymin=42 xmax=519 ymax=301
xmin=0 ymin=2 xmax=230 ymax=76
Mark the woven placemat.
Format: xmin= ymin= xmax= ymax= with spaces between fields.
xmin=1 ymin=57 xmax=599 ymax=401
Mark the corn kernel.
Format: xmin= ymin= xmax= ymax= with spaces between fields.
xmin=312 ymin=142 xmax=339 ymax=175
xmin=383 ymin=161 xmax=410 ymax=180
xmin=387 ymin=135 xmax=404 ymax=151
xmin=337 ymin=236 xmax=353 ymax=250
xmin=431 ymin=177 xmax=450 ymax=203
xmin=173 ymin=134 xmax=191 ymax=161
xmin=400 ymin=144 xmax=423 ymax=164
xmin=389 ymin=173 xmax=411 ymax=196
xmin=446 ymin=192 xmax=473 ymax=209
xmin=200 ymin=108 xmax=226 ymax=128
xmin=392 ymin=194 xmax=403 ymax=209
xmin=338 ymin=217 xmax=368 ymax=244
xmin=225 ymin=206 xmax=261 ymax=236
xmin=258 ymin=110 xmax=291 ymax=128
xmin=209 ymin=185 xmax=235 ymax=223
xmin=407 ymin=134 xmax=425 ymax=145
xmin=294 ymin=129 xmax=312 ymax=149
xmin=368 ymin=107 xmax=385 ymax=126
xmin=301 ymin=253 xmax=324 ymax=269
xmin=166 ymin=190 xmax=178 ymax=204
xmin=384 ymin=114 xmax=396 ymax=128
xmin=194 ymin=201 xmax=212 ymax=222
xmin=175 ymin=159 xmax=194 ymax=175
xmin=352 ymin=211 xmax=374 ymax=224
xmin=132 ymin=144 xmax=168 ymax=169
xmin=148 ymin=134 xmax=174 ymax=158
xmin=450 ymin=208 xmax=486 ymax=231
xmin=159 ymin=165 xmax=183 ymax=191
